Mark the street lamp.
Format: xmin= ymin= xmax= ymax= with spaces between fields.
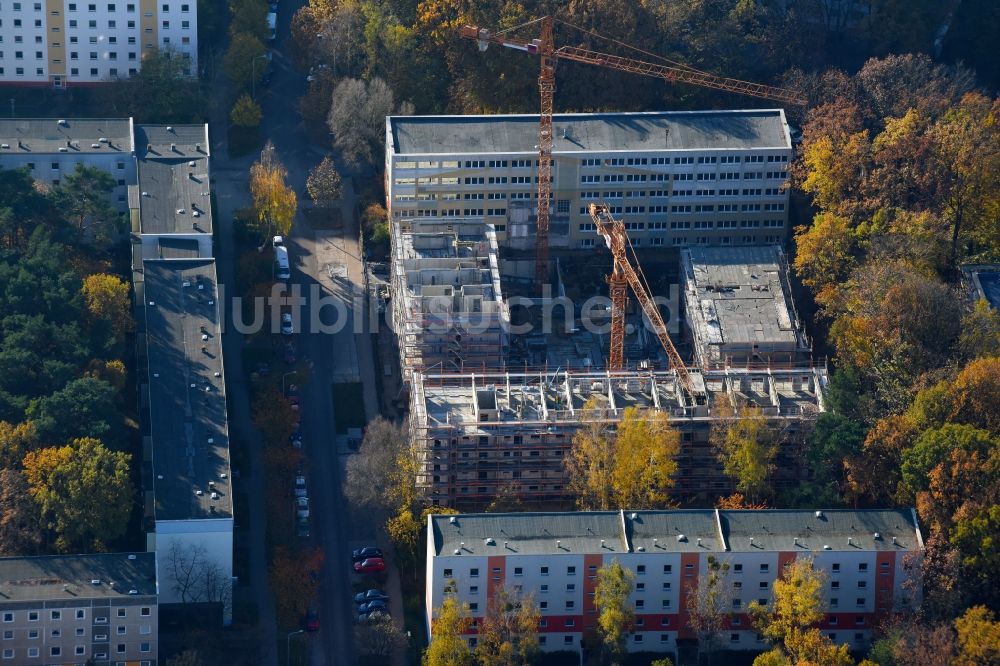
xmin=286 ymin=629 xmax=305 ymax=665
xmin=251 ymin=53 xmax=269 ymax=101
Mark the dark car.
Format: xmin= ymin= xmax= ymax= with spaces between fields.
xmin=357 ymin=600 xmax=387 ymax=615
xmin=353 ymin=589 xmax=389 ymax=604
xmin=356 ymin=610 xmax=390 ymax=624
xmin=304 ymin=607 xmax=320 ymax=632
xmin=351 ymin=547 xmax=383 ymax=563
xmin=353 ymin=558 xmax=385 ymax=574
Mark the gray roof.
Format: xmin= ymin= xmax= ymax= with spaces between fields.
xmin=389 ymin=110 xmax=790 ymax=156
xmin=136 ymin=154 xmax=212 ymax=234
xmin=720 ymin=509 xmax=923 ymax=553
xmin=962 ymin=264 xmax=1000 ymax=311
xmin=627 ymin=510 xmax=724 ymax=553
xmin=682 ymin=245 xmax=804 ymax=354
xmin=431 ymin=512 xmax=627 ymax=557
xmin=0 ymin=118 xmax=133 ymax=154
xmin=0 ymin=553 xmax=155 ymax=603
xmin=156 ymin=238 xmax=201 ymax=259
xmin=135 ymin=124 xmax=210 ymax=159
xmin=143 ymin=259 xmax=232 ymax=521
xmin=429 ymin=509 xmax=923 ymax=557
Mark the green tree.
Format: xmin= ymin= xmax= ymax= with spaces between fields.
xmin=306 ymin=156 xmax=343 ymax=208
xmin=166 ymin=650 xmax=204 ymax=666
xmin=594 ymin=559 xmax=635 ymax=663
xmin=424 ymin=591 xmax=473 ymax=666
xmin=26 ymin=377 xmax=120 ymax=447
xmin=223 ymin=33 xmax=267 ymax=88
xmin=959 ymin=299 xmax=1000 ymax=361
xmin=250 ymin=388 xmax=297 ymax=446
xmin=711 ymin=400 xmax=778 ymax=503
xmin=230 ymin=93 xmax=263 ymax=128
xmin=950 ymin=505 xmax=1000 ymax=609
xmin=81 ymin=273 xmax=133 ymax=340
xmin=565 ymin=403 xmax=679 ymax=510
xmin=229 ymin=0 xmax=268 ymax=41
xmin=900 ymin=423 xmax=998 ymax=499
xmin=474 ymin=586 xmax=540 ymax=666
xmin=51 ymin=164 xmax=119 ymax=241
xmin=93 ymin=51 xmax=202 ymax=123
xmin=953 ymin=605 xmax=1000 ymax=666
xmin=22 ymin=437 xmax=133 ymax=551
xmin=794 ymin=411 xmax=866 ymax=505
xmin=0 ymin=468 xmax=43 ymax=555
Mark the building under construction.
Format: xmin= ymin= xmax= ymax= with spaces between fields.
xmin=410 ymin=367 xmax=827 ymax=508
xmin=680 ymin=245 xmax=812 ymax=368
xmin=390 ymin=217 xmax=510 ymax=381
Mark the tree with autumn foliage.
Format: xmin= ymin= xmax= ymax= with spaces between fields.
xmin=269 ymin=545 xmax=324 ymax=628
xmin=473 ymin=586 xmax=540 ymax=666
xmin=250 ymin=388 xmax=297 ymax=446
xmin=594 ymin=559 xmax=636 ymax=663
xmin=424 ymin=586 xmax=473 ymax=666
xmin=306 ymin=156 xmax=343 ymax=208
xmin=81 ymin=273 xmax=133 ymax=341
xmin=249 ymin=141 xmax=297 ymax=241
xmin=711 ymin=399 xmax=778 ymax=504
xmin=22 ymin=437 xmax=133 ymax=551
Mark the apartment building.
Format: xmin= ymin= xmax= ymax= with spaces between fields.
xmin=0 ymin=0 xmax=197 ymax=87
xmin=680 ymin=245 xmax=812 ymax=368
xmin=0 ymin=553 xmax=157 ymax=666
xmin=410 ymin=367 xmax=827 ymax=508
xmin=390 ymin=217 xmax=510 ymax=380
xmin=385 ymin=110 xmax=793 ymax=250
xmin=426 ymin=510 xmax=923 ymax=658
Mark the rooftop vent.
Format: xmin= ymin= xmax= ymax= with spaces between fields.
xmin=677 ymin=534 xmax=687 ymax=542
xmin=696 ymin=538 xmax=702 ymax=546
xmin=793 ymin=537 xmax=799 ymax=546
xmin=556 ymin=540 xmax=561 ymax=549
xmin=847 ymin=537 xmax=853 ymax=545
xmin=453 ymin=549 xmax=461 ymax=555
xmin=629 ymin=512 xmax=638 ymax=520
xmin=176 ymin=208 xmax=185 ymax=215
xmin=128 ymin=589 xmax=138 ymax=595
xmin=166 ymin=126 xmax=173 ymax=132
xmin=195 ymin=490 xmax=203 ymax=496
xmin=207 ymin=438 xmax=214 ymax=444
xmin=148 ymin=301 xmax=155 ymax=306
xmin=90 ymin=579 xmax=101 ymax=585
xmin=636 ymin=546 xmax=645 ymax=552
xmin=485 ymin=537 xmax=495 ymax=546
xmin=0 ymin=144 xmax=8 ymax=149
xmin=99 ymin=137 xmax=108 ymax=143
xmin=58 ymin=147 xmax=68 ymax=152
xmin=210 ymin=492 xmax=219 ymax=500
xmin=449 ymin=516 xmax=457 ymax=524
xmin=189 ymin=160 xmax=196 ymax=167
xmin=873 ymin=532 xmax=881 ymax=540
xmin=193 ymin=211 xmax=201 ymax=218
xmin=170 ymin=143 xmax=177 ymax=151
xmin=823 ymin=544 xmax=832 ymax=550
xmin=182 ymin=280 xmax=191 ymax=287
xmin=208 ymin=481 xmax=215 ymax=487
xmin=142 ymin=191 xmax=149 ymax=197
xmin=892 ymin=536 xmax=898 ymax=545
xmin=220 ymin=473 xmax=228 ymax=479
xmin=58 ymin=119 xmax=67 ymax=125
xmin=91 ymin=143 xmax=100 ymax=149
xmin=128 ymin=554 xmax=136 ymax=560
xmin=156 ymin=474 xmax=163 ymax=480
xmin=815 ymin=511 xmax=824 ymax=518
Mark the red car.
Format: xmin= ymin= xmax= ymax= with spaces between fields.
xmin=304 ymin=607 xmax=320 ymax=631
xmin=353 ymin=557 xmax=386 ymax=574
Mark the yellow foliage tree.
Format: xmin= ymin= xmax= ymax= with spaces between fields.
xmin=424 ymin=591 xmax=473 ymax=666
xmin=230 ymin=93 xmax=262 ymax=128
xmin=953 ymin=605 xmax=1000 ymax=666
xmin=81 ymin=273 xmax=133 ymax=339
xmin=750 ymin=558 xmax=830 ymax=664
xmin=249 ymin=141 xmax=297 ymax=240
xmin=594 ymin=559 xmax=636 ymax=662
xmin=565 ymin=403 xmax=679 ymax=510
xmin=0 ymin=420 xmax=37 ymax=469
xmin=792 ymin=212 xmax=855 ymax=313
xmin=711 ymin=399 xmax=778 ymax=503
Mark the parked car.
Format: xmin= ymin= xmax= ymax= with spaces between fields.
xmin=297 ymin=517 xmax=310 ymax=538
xmin=295 ymin=474 xmax=306 ymax=488
xmin=289 ymin=427 xmax=302 ymax=448
xmin=288 ymin=395 xmax=301 ymax=411
xmin=294 ymin=486 xmax=307 ymax=498
xmin=351 ymin=546 xmax=383 ymax=563
xmin=304 ymin=607 xmax=320 ymax=632
xmin=353 ymin=558 xmax=385 ymax=574
xmin=357 ymin=600 xmax=387 ymax=615
xmin=296 ymin=496 xmax=310 ymax=519
xmin=358 ymin=610 xmax=390 ymax=624
xmin=353 ymin=589 xmax=389 ymax=604
xmin=284 ymin=344 xmax=297 ymax=365
xmin=281 ymin=313 xmax=294 ymax=335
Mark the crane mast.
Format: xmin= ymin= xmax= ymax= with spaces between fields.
xmin=590 ymin=203 xmax=697 ymax=396
xmin=459 ymin=20 xmax=806 ymax=295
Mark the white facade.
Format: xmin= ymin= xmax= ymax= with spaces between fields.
xmin=386 ymin=111 xmax=793 ymax=250
xmin=0 ymin=0 xmax=196 ymax=87
xmin=426 ymin=510 xmax=924 ymax=657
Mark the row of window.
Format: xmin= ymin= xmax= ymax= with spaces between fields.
xmin=3 ymin=625 xmax=151 ymax=639
xmin=2 ymin=607 xmax=151 ymax=622
xmin=583 ymin=155 xmax=789 ymax=166
xmin=2 ymin=0 xmax=188 ymax=10
xmin=1 ymin=645 xmax=152 ymax=659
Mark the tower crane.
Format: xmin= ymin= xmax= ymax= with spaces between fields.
xmin=459 ymin=17 xmax=806 ymax=291
xmin=589 ymin=203 xmax=698 ymax=396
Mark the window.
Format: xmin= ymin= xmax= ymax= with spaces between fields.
xmin=759 ymin=581 xmax=769 ymax=589
xmin=1 ymin=649 xmax=11 ymax=659
xmin=442 ymin=568 xmax=452 ymax=577
xmin=75 ymin=628 xmax=85 ymax=637
xmin=469 ymin=603 xmax=478 ymax=612
xmin=469 ymin=585 xmax=478 ymax=594
xmin=50 ymin=611 xmax=61 ymax=621
xmin=730 ymin=633 xmax=740 ymax=643
xmin=858 ymin=581 xmax=867 ymax=589
xmin=117 ymin=643 xmax=126 ymax=653
xmin=540 ymin=566 xmax=549 ymax=576
xmin=831 ymin=598 xmax=839 ymax=608
xmin=759 ymin=564 xmax=769 ymax=573
xmin=469 ymin=568 xmax=479 ymax=578
xmin=75 ymin=646 xmax=85 ymax=656
xmin=27 ymin=649 xmax=39 ymax=658
xmin=858 ymin=563 xmax=869 ymax=572
xmin=540 ymin=585 xmax=548 ymax=593
xmin=832 ymin=581 xmax=840 ymax=589
xmin=565 ymin=600 xmax=575 ymax=610
xmin=661 ymin=599 xmax=671 ymax=609
xmin=564 ymin=636 xmax=574 ymax=646
xmin=832 ymin=563 xmax=841 ymax=573
xmin=636 ymin=565 xmax=646 ymax=575
xmin=733 ymin=599 xmax=742 ymax=608
xmin=513 ymin=567 xmax=523 ymax=576
xmin=565 ymin=619 xmax=575 ymax=628
xmin=27 ymin=630 xmax=37 ymax=639
xmin=50 ymin=647 xmax=61 ymax=657
xmin=566 ymin=584 xmax=575 ymax=592
xmin=662 ymin=582 xmax=672 ymax=591
xmin=567 ymin=566 xmax=576 ymax=576
xmin=116 ymin=626 xmax=126 ymax=635
xmin=634 ymin=634 xmax=643 ymax=643
xmin=539 ymin=601 xmax=548 ymax=610
xmin=856 ymin=598 xmax=865 ymax=607
xmin=50 ymin=629 xmax=60 ymax=638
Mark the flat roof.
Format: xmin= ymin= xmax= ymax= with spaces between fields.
xmin=136 ymin=155 xmax=212 ymax=235
xmin=135 ymin=124 xmax=210 ymax=159
xmin=429 ymin=509 xmax=923 ymax=557
xmin=143 ymin=259 xmax=232 ymax=521
xmin=720 ymin=509 xmax=923 ymax=553
xmin=962 ymin=264 xmax=1000 ymax=311
xmin=0 ymin=553 xmax=156 ymax=603
xmin=0 ymin=118 xmax=133 ymax=154
xmin=389 ymin=110 xmax=791 ymax=156
xmin=682 ymin=246 xmax=806 ymax=359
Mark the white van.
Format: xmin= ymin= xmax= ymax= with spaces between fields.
xmin=267 ymin=11 xmax=276 ymax=41
xmin=274 ymin=245 xmax=290 ymax=281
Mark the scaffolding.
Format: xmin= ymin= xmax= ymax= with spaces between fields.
xmin=410 ymin=365 xmax=828 ymax=508
xmin=390 ymin=218 xmax=510 ymax=382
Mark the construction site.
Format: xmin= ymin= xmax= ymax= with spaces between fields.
xmin=383 ymin=16 xmax=825 ymax=509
